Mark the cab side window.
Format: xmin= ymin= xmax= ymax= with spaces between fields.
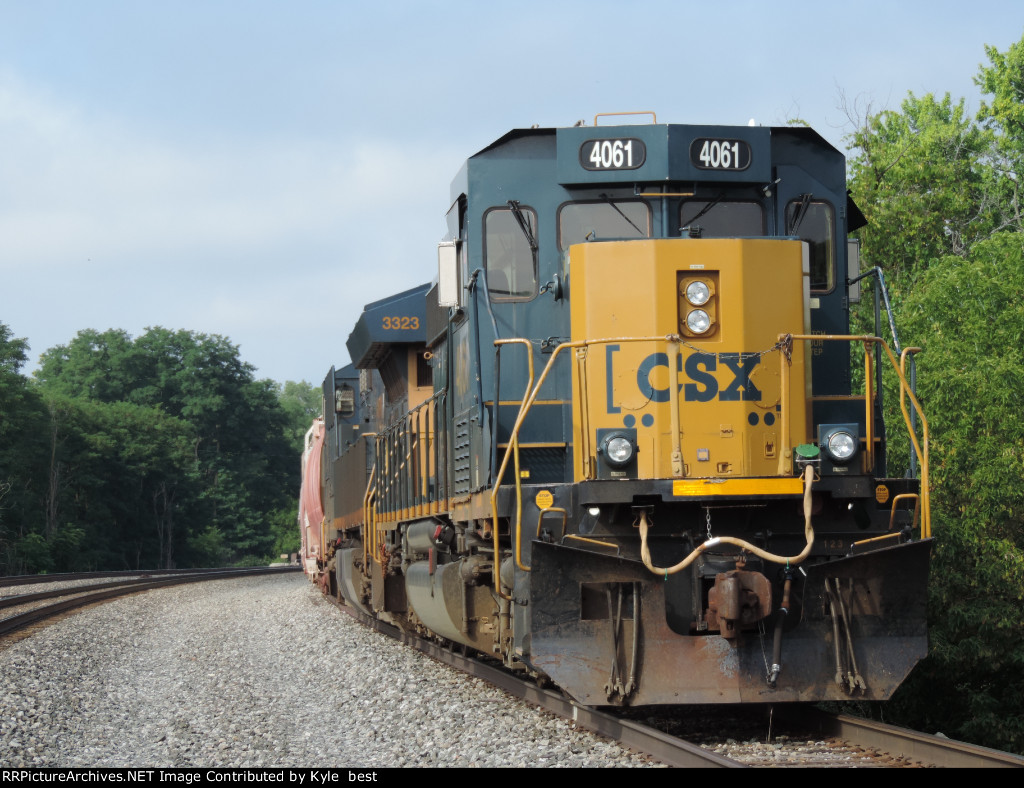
xmin=785 ymin=199 xmax=835 ymax=292
xmin=484 ymin=207 xmax=537 ymax=300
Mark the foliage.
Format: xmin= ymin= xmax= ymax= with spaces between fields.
xmin=0 ymin=324 xmax=301 ymax=573
xmin=0 ymin=325 xmax=49 ymax=574
xmin=869 ymin=236 xmax=1024 ymax=750
xmin=846 ymin=92 xmax=996 ymax=290
xmin=902 ymin=236 xmax=1024 ymax=541
xmin=31 ymin=392 xmax=200 ymax=570
xmin=841 ymin=35 xmax=1024 ymax=754
xmin=277 ymin=379 xmax=322 ymax=449
xmin=976 ymin=36 xmax=1024 ymax=234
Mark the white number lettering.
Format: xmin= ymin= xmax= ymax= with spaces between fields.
xmin=696 ymin=139 xmax=745 ymax=169
xmin=585 ymin=138 xmax=641 ymax=169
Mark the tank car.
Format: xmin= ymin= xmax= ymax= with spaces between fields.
xmin=299 ymin=113 xmax=932 ymax=706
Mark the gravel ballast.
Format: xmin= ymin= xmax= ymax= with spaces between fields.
xmin=0 ymin=572 xmax=660 ymax=768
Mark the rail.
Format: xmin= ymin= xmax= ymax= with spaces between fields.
xmin=0 ymin=567 xmax=299 ymax=638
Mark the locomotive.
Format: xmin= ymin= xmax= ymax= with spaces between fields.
xmin=299 ymin=113 xmax=931 ymax=706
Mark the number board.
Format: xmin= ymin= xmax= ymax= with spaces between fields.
xmin=690 ymin=138 xmax=752 ymax=171
xmin=579 ymin=138 xmax=647 ymax=171
xmin=381 ymin=315 xmax=420 ymax=331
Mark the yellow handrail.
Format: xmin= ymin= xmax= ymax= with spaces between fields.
xmin=491 ymin=334 xmax=688 ymax=593
xmin=490 ymin=339 xmax=534 ymax=599
xmin=362 ymin=464 xmax=376 ymax=568
xmin=785 ymin=334 xmax=930 ymax=538
xmin=489 ymin=331 xmax=931 ymax=597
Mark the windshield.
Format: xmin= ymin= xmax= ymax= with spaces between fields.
xmin=679 ymin=200 xmax=765 ymax=237
xmin=558 ymin=199 xmax=651 ymax=250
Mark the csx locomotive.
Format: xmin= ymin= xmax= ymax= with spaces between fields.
xmin=299 ymin=113 xmax=931 ymax=705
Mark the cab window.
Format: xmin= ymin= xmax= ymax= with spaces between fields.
xmin=558 ymin=199 xmax=650 ymax=250
xmin=785 ymin=199 xmax=835 ymax=292
xmin=679 ymin=200 xmax=764 ymax=237
xmin=484 ymin=206 xmax=537 ymax=300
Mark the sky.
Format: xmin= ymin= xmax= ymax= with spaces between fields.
xmin=1 ymin=1 xmax=1021 ymax=387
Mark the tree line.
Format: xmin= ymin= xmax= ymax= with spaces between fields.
xmin=0 ymin=325 xmax=318 ymax=573
xmin=842 ymin=34 xmax=1024 ymax=752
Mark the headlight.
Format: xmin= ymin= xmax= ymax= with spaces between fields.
xmin=819 ymin=424 xmax=859 ymax=464
xmin=827 ymin=431 xmax=857 ymax=462
xmin=686 ymin=309 xmax=711 ymax=334
xmin=603 ymin=435 xmax=635 ymax=467
xmin=686 ymin=280 xmax=711 ymax=306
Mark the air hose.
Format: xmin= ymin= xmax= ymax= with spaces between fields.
xmin=638 ymin=464 xmax=816 ymax=576
xmin=767 ymin=568 xmax=794 ymax=687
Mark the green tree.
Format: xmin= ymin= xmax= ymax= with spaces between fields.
xmin=880 ymin=235 xmax=1024 ymax=752
xmin=35 ymin=327 xmax=296 ymax=566
xmin=37 ymin=393 xmax=199 ymax=570
xmin=846 ymin=92 xmax=996 ymax=289
xmin=976 ymin=35 xmax=1024 ymax=234
xmin=838 ymin=35 xmax=1024 ymax=754
xmin=0 ymin=323 xmax=49 ymax=574
xmin=278 ymin=379 xmax=321 ymax=449
xmin=264 ymin=379 xmax=321 ymax=561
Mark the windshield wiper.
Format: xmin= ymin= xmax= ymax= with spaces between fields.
xmin=599 ymin=193 xmax=645 ymax=237
xmin=507 ymin=200 xmax=538 ymax=252
xmin=680 ymin=192 xmax=725 ymax=234
xmin=787 ymin=193 xmax=812 ymax=235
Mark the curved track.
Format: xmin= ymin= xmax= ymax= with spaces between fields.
xmin=0 ymin=566 xmax=300 ymax=639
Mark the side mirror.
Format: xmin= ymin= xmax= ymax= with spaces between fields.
xmin=437 ymin=241 xmax=460 ymax=307
xmin=847 ymin=239 xmax=861 ymax=304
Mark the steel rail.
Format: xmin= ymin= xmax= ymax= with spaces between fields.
xmin=0 ymin=566 xmax=299 ymax=637
xmin=0 ymin=567 xmax=267 ymax=589
xmin=778 ymin=705 xmax=1024 ymax=768
xmin=339 ymin=602 xmax=744 ymax=768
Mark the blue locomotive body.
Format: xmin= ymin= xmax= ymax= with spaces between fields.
xmin=299 ymin=114 xmax=931 ymax=705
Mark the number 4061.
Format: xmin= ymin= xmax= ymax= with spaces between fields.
xmin=698 ymin=139 xmax=740 ymax=169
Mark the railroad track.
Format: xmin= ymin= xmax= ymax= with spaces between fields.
xmin=0 ymin=568 xmax=246 ymax=589
xmin=322 ymin=592 xmax=1024 ymax=768
xmin=0 ymin=566 xmax=300 ymax=639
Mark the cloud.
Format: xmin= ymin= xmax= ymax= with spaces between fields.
xmin=0 ymin=72 xmax=461 ymax=383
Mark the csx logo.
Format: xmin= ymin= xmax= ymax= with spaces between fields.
xmin=629 ymin=350 xmax=763 ymax=404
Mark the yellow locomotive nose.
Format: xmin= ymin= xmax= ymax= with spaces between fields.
xmin=569 ymin=237 xmax=811 ymax=484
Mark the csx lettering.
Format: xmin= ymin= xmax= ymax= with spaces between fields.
xmin=634 ymin=351 xmax=762 ymax=404
xmin=718 ymin=353 xmax=762 ymax=401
